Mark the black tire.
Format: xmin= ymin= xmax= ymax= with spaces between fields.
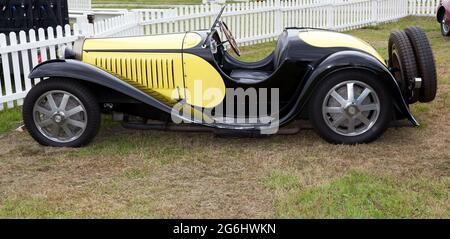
xmin=388 ymin=30 xmax=419 ymax=104
xmin=309 ymin=70 xmax=393 ymax=145
xmin=23 ymin=78 xmax=101 ymax=147
xmin=405 ymin=26 xmax=438 ymax=103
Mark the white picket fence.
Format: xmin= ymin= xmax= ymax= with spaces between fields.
xmin=410 ymin=0 xmax=441 ymax=16
xmin=0 ymin=0 xmax=443 ymax=110
xmin=92 ymin=13 xmax=143 ymax=38
xmin=68 ymin=0 xmax=92 ymax=10
xmin=88 ymin=0 xmax=410 ymax=46
xmin=0 ymin=26 xmax=79 ymax=110
xmin=91 ymin=0 xmax=418 ymax=45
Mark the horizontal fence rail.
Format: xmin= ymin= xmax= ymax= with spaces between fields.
xmin=68 ymin=0 xmax=92 ymax=10
xmin=0 ymin=0 xmax=442 ymax=110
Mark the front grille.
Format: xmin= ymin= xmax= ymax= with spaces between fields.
xmin=94 ymin=57 xmax=177 ymax=90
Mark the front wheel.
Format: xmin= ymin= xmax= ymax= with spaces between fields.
xmin=23 ymin=78 xmax=101 ymax=147
xmin=309 ymin=71 xmax=392 ymax=144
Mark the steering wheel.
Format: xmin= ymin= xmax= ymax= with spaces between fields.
xmin=220 ymin=21 xmax=241 ymax=57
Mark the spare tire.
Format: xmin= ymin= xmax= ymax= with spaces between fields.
xmin=405 ymin=26 xmax=437 ymax=103
xmin=388 ymin=30 xmax=419 ymax=104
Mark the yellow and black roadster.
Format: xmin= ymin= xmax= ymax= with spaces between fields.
xmin=23 ymin=8 xmax=437 ymax=147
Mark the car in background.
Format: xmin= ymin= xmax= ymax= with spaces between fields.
xmin=437 ymin=0 xmax=450 ymax=36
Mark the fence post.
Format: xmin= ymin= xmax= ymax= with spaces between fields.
xmin=371 ymin=0 xmax=379 ymax=25
xmin=327 ymin=0 xmax=335 ymax=30
xmin=406 ymin=0 xmax=412 ymax=17
xmin=274 ymin=0 xmax=283 ymax=35
xmin=76 ymin=14 xmax=94 ymax=37
xmin=131 ymin=11 xmax=144 ymax=35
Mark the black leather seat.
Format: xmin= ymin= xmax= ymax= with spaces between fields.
xmin=230 ymin=31 xmax=289 ymax=83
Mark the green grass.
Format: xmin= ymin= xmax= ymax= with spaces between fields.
xmin=0 ymin=193 xmax=157 ymax=219
xmin=0 ymin=107 xmax=22 ymax=134
xmin=70 ymin=129 xmax=187 ymax=162
xmin=274 ymin=172 xmax=450 ymax=219
xmin=263 ymin=171 xmax=299 ymax=190
xmin=0 ymin=198 xmax=74 ymax=218
xmin=232 ymin=41 xmax=276 ymax=62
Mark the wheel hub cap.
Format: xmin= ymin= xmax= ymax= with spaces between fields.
xmin=33 ymin=91 xmax=88 ymax=143
xmin=53 ymin=112 xmax=65 ymax=124
xmin=345 ymin=104 xmax=360 ymax=116
xmin=322 ymin=81 xmax=381 ymax=137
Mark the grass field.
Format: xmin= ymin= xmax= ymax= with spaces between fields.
xmin=0 ymin=16 xmax=449 ymax=218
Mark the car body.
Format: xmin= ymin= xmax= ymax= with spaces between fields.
xmin=23 ymin=9 xmax=437 ymax=146
xmin=437 ymin=0 xmax=450 ymax=36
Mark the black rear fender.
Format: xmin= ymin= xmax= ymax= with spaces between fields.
xmin=299 ymin=51 xmax=418 ymax=126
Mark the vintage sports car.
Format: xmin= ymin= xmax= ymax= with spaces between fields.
xmin=437 ymin=0 xmax=450 ymax=36
xmin=23 ymin=7 xmax=437 ymax=147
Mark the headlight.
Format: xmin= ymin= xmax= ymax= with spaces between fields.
xmin=59 ymin=36 xmax=85 ymax=60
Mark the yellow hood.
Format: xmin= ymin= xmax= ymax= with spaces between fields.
xmin=82 ymin=32 xmax=202 ymax=51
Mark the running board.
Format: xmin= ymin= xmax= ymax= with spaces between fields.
xmin=121 ymin=121 xmax=301 ymax=136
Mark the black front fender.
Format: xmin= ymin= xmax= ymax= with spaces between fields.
xmin=288 ymin=51 xmax=419 ymax=126
xmin=29 ymin=59 xmax=175 ymax=116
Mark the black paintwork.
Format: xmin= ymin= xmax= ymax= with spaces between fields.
xmin=28 ymin=28 xmax=419 ymax=131
xmin=185 ymin=29 xmax=418 ymax=126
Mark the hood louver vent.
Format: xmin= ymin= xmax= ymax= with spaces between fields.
xmin=94 ymin=57 xmax=176 ymax=90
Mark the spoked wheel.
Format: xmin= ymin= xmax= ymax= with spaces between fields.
xmin=309 ymin=71 xmax=392 ymax=144
xmin=441 ymin=16 xmax=450 ymax=37
xmin=23 ymin=78 xmax=100 ymax=147
xmin=33 ymin=90 xmax=88 ymax=143
xmin=322 ymin=81 xmax=380 ymax=137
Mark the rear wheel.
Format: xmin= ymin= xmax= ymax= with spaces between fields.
xmin=23 ymin=78 xmax=101 ymax=147
xmin=388 ymin=30 xmax=419 ymax=104
xmin=309 ymin=71 xmax=392 ymax=144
